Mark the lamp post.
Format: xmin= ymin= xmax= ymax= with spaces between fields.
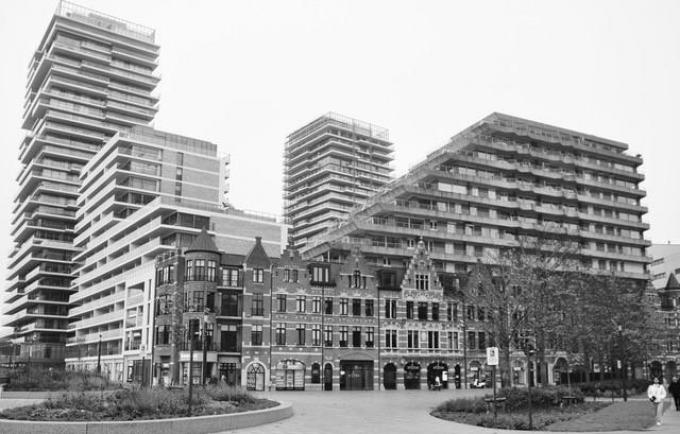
xmin=617 ymin=325 xmax=628 ymax=402
xmin=96 ymin=332 xmax=102 ymax=376
xmin=526 ymin=346 xmax=535 ymax=430
xmin=188 ymin=321 xmax=194 ymax=417
xmin=202 ymin=309 xmax=209 ymax=386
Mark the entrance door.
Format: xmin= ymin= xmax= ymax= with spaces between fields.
xmin=404 ymin=362 xmax=421 ymax=389
xmin=324 ymin=363 xmax=333 ymax=391
xmin=383 ymin=363 xmax=397 ymax=390
xmin=246 ymin=363 xmax=265 ymax=391
xmin=340 ymin=361 xmax=374 ymax=390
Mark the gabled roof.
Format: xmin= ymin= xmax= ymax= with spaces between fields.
xmin=185 ymin=228 xmax=219 ymax=254
xmin=665 ymin=273 xmax=680 ymax=291
xmin=278 ymin=246 xmax=304 ymax=268
xmin=244 ymin=236 xmax=271 ymax=268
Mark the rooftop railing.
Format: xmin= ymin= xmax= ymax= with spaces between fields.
xmin=56 ymin=1 xmax=156 ymax=43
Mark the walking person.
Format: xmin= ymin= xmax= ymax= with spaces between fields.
xmin=669 ymin=376 xmax=680 ymax=411
xmin=648 ymin=377 xmax=667 ymax=426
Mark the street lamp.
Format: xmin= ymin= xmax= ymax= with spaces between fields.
xmin=202 ymin=308 xmax=209 ymax=386
xmin=96 ymin=332 xmax=102 ymax=376
xmin=526 ymin=346 xmax=536 ymax=430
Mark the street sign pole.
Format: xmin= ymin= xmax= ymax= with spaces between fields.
xmin=486 ymin=347 xmax=499 ymax=425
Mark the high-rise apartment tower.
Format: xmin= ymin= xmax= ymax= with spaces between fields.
xmin=284 ymin=113 xmax=394 ymax=250
xmin=4 ymin=1 xmax=160 ymax=367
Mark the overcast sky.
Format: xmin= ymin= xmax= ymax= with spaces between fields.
xmin=1 ymin=0 xmax=679 ymax=282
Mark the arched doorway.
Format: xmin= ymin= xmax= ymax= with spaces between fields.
xmin=454 ymin=364 xmax=462 ymax=389
xmin=404 ymin=362 xmax=421 ymax=389
xmin=553 ymin=358 xmax=569 ymax=386
xmin=274 ymin=360 xmax=305 ymax=391
xmin=512 ymin=360 xmax=524 ymax=385
xmin=649 ymin=361 xmax=663 ymax=380
xmin=324 ymin=363 xmax=333 ymax=391
xmin=427 ymin=362 xmax=448 ymax=389
xmin=311 ymin=363 xmax=321 ymax=384
xmin=246 ymin=362 xmax=265 ymax=391
xmin=383 ymin=363 xmax=397 ymax=390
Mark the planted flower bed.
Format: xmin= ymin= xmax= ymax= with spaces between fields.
xmin=0 ymin=385 xmax=277 ymax=421
xmin=431 ymin=386 xmax=610 ymax=430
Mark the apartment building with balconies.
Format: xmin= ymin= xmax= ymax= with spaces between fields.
xmin=284 ymin=113 xmax=394 ymax=250
xmin=64 ymin=127 xmax=275 ymax=381
xmin=4 ymin=0 xmax=160 ymax=368
xmin=303 ymin=113 xmax=651 ymax=286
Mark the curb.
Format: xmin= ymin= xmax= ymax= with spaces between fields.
xmin=0 ymin=401 xmax=293 ymax=434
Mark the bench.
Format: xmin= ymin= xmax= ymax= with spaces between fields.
xmin=560 ymin=396 xmax=579 ymax=407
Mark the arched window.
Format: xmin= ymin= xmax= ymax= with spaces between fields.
xmin=311 ymin=363 xmax=321 ymax=384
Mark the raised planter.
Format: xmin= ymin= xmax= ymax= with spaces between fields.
xmin=0 ymin=401 xmax=293 ymax=434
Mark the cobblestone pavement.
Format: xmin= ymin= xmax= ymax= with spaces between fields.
xmin=222 ymin=391 xmax=680 ymax=434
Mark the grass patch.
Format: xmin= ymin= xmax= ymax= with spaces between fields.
xmin=432 ymin=402 xmax=610 ymax=430
xmin=544 ymin=400 xmax=665 ymax=432
xmin=0 ymin=385 xmax=277 ymax=421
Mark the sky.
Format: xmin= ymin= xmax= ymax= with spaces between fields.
xmin=1 ymin=0 xmax=679 ymax=281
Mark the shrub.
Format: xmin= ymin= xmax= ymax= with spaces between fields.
xmin=4 ymin=368 xmax=119 ymax=392
xmin=205 ymin=384 xmax=255 ymax=404
xmin=434 ymin=397 xmax=487 ymax=414
xmin=579 ymin=379 xmax=650 ymax=397
xmin=490 ymin=386 xmax=585 ymax=411
xmin=477 ymin=414 xmax=532 ymax=430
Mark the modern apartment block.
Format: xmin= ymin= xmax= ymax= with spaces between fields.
xmin=284 ymin=113 xmax=394 ymax=250
xmin=4 ymin=1 xmax=160 ymax=368
xmin=63 ymin=126 xmax=260 ymax=380
xmin=303 ymin=113 xmax=651 ymax=285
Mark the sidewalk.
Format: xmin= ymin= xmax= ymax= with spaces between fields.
xmin=651 ymin=402 xmax=680 ymax=433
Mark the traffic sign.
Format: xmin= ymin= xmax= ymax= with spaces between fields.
xmin=486 ymin=347 xmax=499 ymax=366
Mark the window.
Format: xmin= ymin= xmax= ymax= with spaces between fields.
xmin=407 ymin=330 xmax=419 ymax=349
xmin=283 ymin=269 xmax=290 ymax=282
xmin=468 ymin=331 xmax=476 ymax=350
xmin=478 ymin=331 xmax=486 ymax=349
xmin=312 ymin=326 xmax=321 ymax=346
xmin=352 ymin=327 xmax=362 ymax=347
xmin=428 ymin=331 xmax=439 ymax=349
xmin=432 ymin=303 xmax=439 ymax=321
xmin=418 ymin=302 xmax=428 ymax=320
xmin=251 ymin=294 xmax=264 ymax=316
xmin=324 ymin=299 xmax=333 ymax=315
xmin=296 ymin=324 xmax=306 ymax=346
xmin=365 ymin=299 xmax=374 ymax=317
xmin=340 ymin=298 xmax=348 ymax=315
xmin=406 ymin=301 xmax=414 ymax=319
xmin=276 ymin=294 xmax=287 ymax=313
xmin=415 ymin=274 xmax=429 ymax=290
xmin=453 ymin=332 xmax=459 ymax=350
xmin=385 ymin=299 xmax=397 ymax=319
xmin=339 ymin=326 xmax=348 ymax=347
xmin=194 ymin=259 xmax=206 ymax=280
xmin=448 ymin=302 xmax=458 ymax=322
xmin=352 ymin=270 xmax=362 ymax=288
xmin=221 ymin=293 xmax=239 ymax=316
xmin=275 ymin=323 xmax=286 ymax=345
xmin=324 ymin=325 xmax=333 ymax=347
xmin=477 ymin=307 xmax=485 ymax=322
xmin=207 ymin=260 xmax=216 ymax=281
xmin=185 ymin=260 xmax=193 ymax=280
xmin=366 ymin=327 xmax=374 ymax=347
xmin=253 ymin=268 xmax=264 ymax=283
xmin=222 ymin=268 xmax=240 ymax=287
xmin=155 ymin=325 xmax=171 ymax=345
xmin=251 ymin=325 xmax=263 ymax=346
xmin=312 ymin=297 xmax=321 ymax=313
xmin=292 ymin=269 xmax=299 ymax=282
xmin=385 ymin=329 xmax=397 ymax=348
xmin=312 ymin=266 xmax=330 ymax=283
xmin=467 ymin=305 xmax=475 ymax=321
xmin=296 ymin=296 xmax=306 ymax=313
xmin=352 ymin=299 xmax=361 ymax=316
